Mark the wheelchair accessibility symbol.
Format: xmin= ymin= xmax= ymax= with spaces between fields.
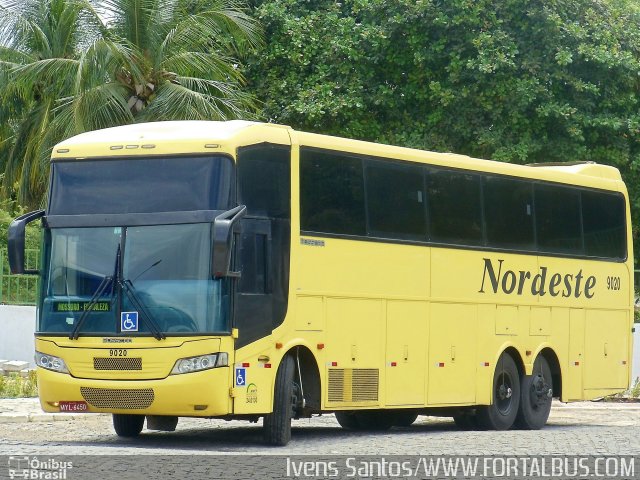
xmin=121 ymin=312 xmax=139 ymax=332
xmin=235 ymin=368 xmax=246 ymax=387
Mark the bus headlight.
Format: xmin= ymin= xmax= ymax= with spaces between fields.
xmin=35 ymin=352 xmax=69 ymax=374
xmin=171 ymin=352 xmax=228 ymax=375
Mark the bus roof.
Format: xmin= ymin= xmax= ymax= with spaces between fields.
xmin=52 ymin=120 xmax=624 ymax=189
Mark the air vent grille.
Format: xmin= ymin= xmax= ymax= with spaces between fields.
xmin=80 ymin=387 xmax=154 ymax=409
xmin=328 ymin=368 xmax=379 ymax=403
xmin=93 ymin=357 xmax=142 ymax=371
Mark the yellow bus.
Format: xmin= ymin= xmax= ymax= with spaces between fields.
xmin=9 ymin=121 xmax=633 ymax=445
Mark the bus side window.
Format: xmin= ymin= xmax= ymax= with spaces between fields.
xmin=427 ymin=169 xmax=483 ymax=245
xmin=300 ymin=148 xmax=366 ymax=236
xmin=535 ymin=184 xmax=582 ymax=254
xmin=581 ymin=190 xmax=626 ymax=259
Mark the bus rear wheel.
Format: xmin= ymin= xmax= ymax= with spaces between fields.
xmin=477 ymin=353 xmax=520 ymax=430
xmin=263 ymin=354 xmax=297 ymax=446
xmin=394 ymin=412 xmax=419 ymax=427
xmin=335 ymin=410 xmax=395 ymax=430
xmin=515 ymin=355 xmax=553 ymax=430
xmin=335 ymin=411 xmax=360 ymax=429
xmin=453 ymin=411 xmax=478 ymax=430
xmin=112 ymin=414 xmax=145 ymax=437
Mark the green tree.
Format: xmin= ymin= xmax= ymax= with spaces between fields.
xmin=247 ymin=0 xmax=640 ymax=261
xmin=0 ymin=0 xmax=261 ymax=207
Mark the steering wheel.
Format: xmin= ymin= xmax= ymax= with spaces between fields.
xmin=160 ymin=306 xmax=199 ymax=333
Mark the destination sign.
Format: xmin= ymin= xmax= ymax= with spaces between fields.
xmin=53 ymin=301 xmax=112 ymax=312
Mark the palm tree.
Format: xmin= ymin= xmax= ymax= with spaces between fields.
xmin=0 ymin=0 xmax=262 ymax=207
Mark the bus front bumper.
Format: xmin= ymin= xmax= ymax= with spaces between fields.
xmin=37 ymin=367 xmax=232 ymax=417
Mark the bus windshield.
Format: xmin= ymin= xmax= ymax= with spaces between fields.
xmin=40 ymin=223 xmax=230 ymax=335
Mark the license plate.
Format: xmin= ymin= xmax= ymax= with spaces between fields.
xmin=59 ymin=401 xmax=88 ymax=412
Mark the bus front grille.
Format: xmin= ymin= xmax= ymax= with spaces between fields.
xmin=328 ymin=368 xmax=379 ymax=403
xmin=80 ymin=387 xmax=154 ymax=409
xmin=93 ymin=357 xmax=143 ymax=371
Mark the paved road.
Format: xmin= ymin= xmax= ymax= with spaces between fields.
xmin=1 ymin=402 xmax=639 ymax=479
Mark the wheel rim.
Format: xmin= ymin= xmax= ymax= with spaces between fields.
xmin=528 ymin=373 xmax=552 ymax=411
xmin=495 ymin=371 xmax=514 ymax=415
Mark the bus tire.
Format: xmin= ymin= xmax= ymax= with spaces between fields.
xmin=112 ymin=414 xmax=145 ymax=437
xmin=394 ymin=412 xmax=419 ymax=427
xmin=453 ymin=412 xmax=478 ymax=430
xmin=477 ymin=353 xmax=520 ymax=430
xmin=335 ymin=411 xmax=360 ymax=429
xmin=263 ymin=354 xmax=296 ymax=446
xmin=353 ymin=410 xmax=395 ymax=431
xmin=515 ymin=355 xmax=553 ymax=430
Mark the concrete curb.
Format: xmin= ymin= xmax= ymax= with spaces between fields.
xmin=0 ymin=398 xmax=108 ymax=423
xmin=0 ymin=412 xmax=107 ymax=423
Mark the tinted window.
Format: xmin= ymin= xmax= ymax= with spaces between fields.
xmin=300 ymin=149 xmax=365 ymax=235
xmin=238 ymin=144 xmax=290 ymax=219
xmin=535 ymin=184 xmax=582 ymax=253
xmin=427 ymin=169 xmax=483 ymax=245
xmin=366 ymin=161 xmax=426 ymax=239
xmin=582 ymin=191 xmax=626 ymax=259
xmin=49 ymin=156 xmax=233 ymax=215
xmin=484 ymin=176 xmax=534 ymax=248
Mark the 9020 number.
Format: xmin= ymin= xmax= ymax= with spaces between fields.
xmin=109 ymin=349 xmax=128 ymax=357
xmin=607 ymin=276 xmax=621 ymax=291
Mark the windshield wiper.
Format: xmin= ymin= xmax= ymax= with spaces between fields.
xmin=69 ymin=245 xmax=119 ymax=340
xmin=68 ymin=241 xmax=166 ymax=341
xmin=120 ymin=278 xmax=166 ymax=340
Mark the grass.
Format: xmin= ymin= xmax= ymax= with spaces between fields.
xmin=602 ymin=377 xmax=640 ymax=402
xmin=0 ymin=370 xmax=38 ymax=398
xmin=629 ymin=377 xmax=640 ymax=398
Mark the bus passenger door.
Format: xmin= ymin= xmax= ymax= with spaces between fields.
xmin=385 ymin=301 xmax=428 ymax=406
xmin=234 ymin=218 xmax=273 ymax=346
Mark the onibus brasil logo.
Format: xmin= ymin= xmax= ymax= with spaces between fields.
xmin=8 ymin=456 xmax=73 ymax=479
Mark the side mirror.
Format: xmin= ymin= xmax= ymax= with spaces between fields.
xmin=8 ymin=210 xmax=45 ymax=274
xmin=212 ymin=205 xmax=247 ymax=278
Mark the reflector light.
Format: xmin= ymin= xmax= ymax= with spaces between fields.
xmin=275 ymin=343 xmax=283 ymax=349
xmin=317 ymin=343 xmax=325 ymax=350
xmin=390 ymin=362 xmax=397 ymax=367
xmin=438 ymin=362 xmax=445 ymax=367
xmin=242 ymin=362 xmax=250 ymax=368
xmin=331 ymin=362 xmax=338 ymax=367
xmin=574 ymin=361 xmax=580 ymax=366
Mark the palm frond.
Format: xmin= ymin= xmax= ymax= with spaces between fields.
xmin=162 ymin=51 xmax=243 ymax=83
xmin=137 ymin=80 xmax=250 ymax=121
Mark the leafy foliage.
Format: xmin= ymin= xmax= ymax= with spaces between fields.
xmin=0 ymin=0 xmax=262 ymax=207
xmin=247 ymin=0 xmax=640 ymax=263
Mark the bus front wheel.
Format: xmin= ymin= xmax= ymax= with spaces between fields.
xmin=263 ymin=354 xmax=297 ymax=446
xmin=515 ymin=355 xmax=553 ymax=430
xmin=112 ymin=414 xmax=145 ymax=437
xmin=477 ymin=353 xmax=520 ymax=430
